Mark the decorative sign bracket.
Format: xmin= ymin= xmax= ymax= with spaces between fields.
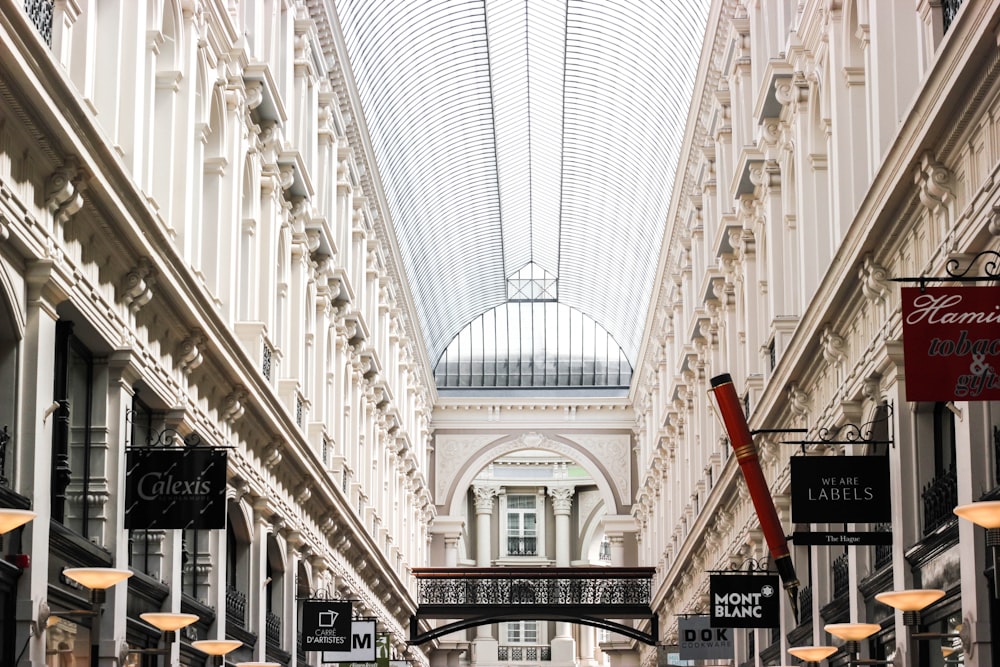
xmin=889 ymin=249 xmax=1000 ymax=290
xmin=125 ymin=408 xmax=208 ymax=449
xmin=781 ymin=402 xmax=894 ymax=450
xmin=708 ymin=557 xmax=773 ymax=575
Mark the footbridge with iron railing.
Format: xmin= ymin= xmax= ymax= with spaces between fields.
xmin=409 ymin=567 xmax=658 ymax=645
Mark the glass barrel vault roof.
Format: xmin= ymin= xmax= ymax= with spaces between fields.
xmin=334 ymin=0 xmax=709 ymax=373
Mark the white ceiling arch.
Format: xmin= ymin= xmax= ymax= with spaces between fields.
xmin=438 ymin=431 xmax=629 ymax=516
xmin=334 ymin=0 xmax=710 ymax=368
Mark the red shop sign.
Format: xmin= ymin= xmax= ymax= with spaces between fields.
xmin=901 ymin=286 xmax=1000 ymax=401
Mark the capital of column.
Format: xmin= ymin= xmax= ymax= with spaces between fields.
xmin=472 ymin=485 xmax=499 ymax=514
xmin=548 ymin=485 xmax=574 ymax=515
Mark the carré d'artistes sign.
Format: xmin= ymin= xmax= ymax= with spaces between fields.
xmin=901 ymin=286 xmax=1000 ymax=401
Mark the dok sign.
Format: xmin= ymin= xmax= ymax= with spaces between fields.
xmin=124 ymin=447 xmax=227 ymax=530
xmin=678 ymin=616 xmax=733 ymax=660
xmin=709 ymin=574 xmax=780 ymax=628
xmin=901 ymin=286 xmax=1000 ymax=401
xmin=790 ymin=455 xmax=890 ymax=524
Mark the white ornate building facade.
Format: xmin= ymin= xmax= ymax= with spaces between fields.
xmin=630 ymin=1 xmax=999 ymax=666
xmin=2 ymin=1 xmax=1000 ymax=667
xmin=0 ymin=1 xmax=436 ymax=665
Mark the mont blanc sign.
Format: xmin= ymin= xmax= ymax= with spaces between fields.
xmin=902 ymin=286 xmax=1000 ymax=401
xmin=709 ymin=574 xmax=780 ymax=628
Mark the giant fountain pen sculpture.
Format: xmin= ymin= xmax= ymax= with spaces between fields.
xmin=709 ymin=373 xmax=800 ymax=622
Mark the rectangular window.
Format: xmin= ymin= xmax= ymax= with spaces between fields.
xmin=52 ymin=321 xmax=99 ymax=538
xmin=507 ymin=620 xmax=537 ymax=644
xmin=507 ymin=495 xmax=537 ymax=556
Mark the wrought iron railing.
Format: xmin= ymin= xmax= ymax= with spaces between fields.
xmin=262 ymin=340 xmax=273 ymax=380
xmin=832 ymin=552 xmax=850 ymax=599
xmin=266 ymin=610 xmax=282 ymax=647
xmin=507 ymin=536 xmax=537 ymax=556
xmin=943 ymin=0 xmax=964 ymax=33
xmin=797 ymin=585 xmax=812 ymax=624
xmin=226 ymin=585 xmax=248 ymax=628
xmin=994 ymin=425 xmax=999 ymax=488
xmin=873 ymin=522 xmax=892 ymax=571
xmin=414 ymin=567 xmax=653 ymax=608
xmin=0 ymin=425 xmax=9 ymax=487
xmin=499 ymin=646 xmax=552 ymax=661
xmin=922 ymin=465 xmax=957 ymax=534
xmin=23 ymin=0 xmax=53 ymax=46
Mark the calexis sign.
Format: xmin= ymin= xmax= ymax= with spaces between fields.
xmin=124 ymin=448 xmax=227 ymax=530
xmin=791 ymin=455 xmax=890 ymax=524
xmin=710 ymin=574 xmax=780 ymax=628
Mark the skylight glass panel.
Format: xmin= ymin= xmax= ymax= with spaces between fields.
xmin=333 ymin=0 xmax=711 ymax=371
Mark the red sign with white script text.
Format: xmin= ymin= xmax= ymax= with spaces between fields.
xmin=901 ymin=286 xmax=1000 ymax=401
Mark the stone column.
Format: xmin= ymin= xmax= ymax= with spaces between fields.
xmin=472 ymin=486 xmax=499 ymax=661
xmin=473 ymin=485 xmax=497 ymax=567
xmin=548 ymin=486 xmax=576 ymax=665
xmin=429 ymin=516 xmax=465 ymax=567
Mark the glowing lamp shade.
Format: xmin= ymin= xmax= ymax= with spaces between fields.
xmin=0 ymin=508 xmax=36 ymax=534
xmin=192 ymin=640 xmax=243 ymax=655
xmin=63 ymin=567 xmax=133 ymax=589
xmin=788 ymin=646 xmax=838 ymax=662
xmin=140 ymin=612 xmax=199 ymax=632
xmin=824 ymin=623 xmax=881 ymax=641
xmin=874 ymin=589 xmax=945 ymax=612
xmin=954 ymin=500 xmax=1000 ymax=529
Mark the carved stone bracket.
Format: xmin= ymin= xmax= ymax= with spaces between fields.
xmin=858 ymin=253 xmax=890 ymax=304
xmin=222 ymin=386 xmax=248 ymax=423
xmin=914 ymin=151 xmax=953 ymax=211
xmin=176 ymin=329 xmax=205 ymax=373
xmin=45 ymin=157 xmax=86 ymax=224
xmin=820 ymin=326 xmax=848 ymax=366
xmin=121 ymin=258 xmax=155 ymax=312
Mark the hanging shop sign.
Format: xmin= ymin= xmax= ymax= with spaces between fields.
xmin=901 ymin=286 xmax=1000 ymax=401
xmin=678 ymin=615 xmax=734 ymax=660
xmin=124 ymin=447 xmax=227 ymax=530
xmin=322 ymin=619 xmax=377 ymax=663
xmin=790 ymin=455 xmax=890 ymax=524
xmin=302 ymin=600 xmax=354 ymax=650
xmin=709 ymin=574 xmax=780 ymax=628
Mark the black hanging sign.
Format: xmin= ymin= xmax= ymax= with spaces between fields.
xmin=302 ymin=600 xmax=353 ymax=650
xmin=709 ymin=574 xmax=780 ymax=628
xmin=792 ymin=531 xmax=892 ymax=546
xmin=791 ymin=455 xmax=891 ymax=524
xmin=125 ymin=448 xmax=227 ymax=529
